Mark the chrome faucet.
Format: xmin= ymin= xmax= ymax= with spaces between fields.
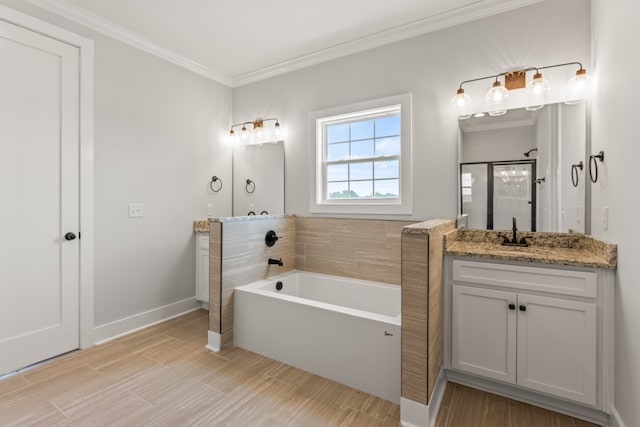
xmin=499 ymin=217 xmax=530 ymax=247
xmin=268 ymin=258 xmax=283 ymax=266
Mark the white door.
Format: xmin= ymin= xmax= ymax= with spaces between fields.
xmin=516 ymin=294 xmax=597 ymax=405
xmin=451 ymin=285 xmax=517 ymax=383
xmin=0 ymin=18 xmax=80 ymax=375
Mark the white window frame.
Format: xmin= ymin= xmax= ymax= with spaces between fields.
xmin=309 ymin=93 xmax=412 ymax=215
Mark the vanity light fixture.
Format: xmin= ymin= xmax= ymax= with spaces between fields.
xmin=452 ymin=62 xmax=591 ymax=119
xmin=228 ymin=117 xmax=283 ymax=145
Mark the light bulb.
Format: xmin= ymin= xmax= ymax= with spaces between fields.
xmin=565 ymin=68 xmax=593 ymax=104
xmin=525 ymin=72 xmax=550 ymax=111
xmin=451 ymin=88 xmax=472 ymax=120
xmin=226 ymin=129 xmax=236 ymax=146
xmin=486 ymin=80 xmax=509 ymax=117
xmin=241 ymin=126 xmax=248 ymax=140
xmin=274 ymin=122 xmax=281 ymax=138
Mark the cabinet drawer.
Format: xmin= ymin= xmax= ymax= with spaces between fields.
xmin=452 ymin=260 xmax=597 ymax=298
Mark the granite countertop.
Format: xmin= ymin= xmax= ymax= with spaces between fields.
xmin=444 ymin=229 xmax=617 ymax=270
xmin=193 ymin=214 xmax=295 ymax=233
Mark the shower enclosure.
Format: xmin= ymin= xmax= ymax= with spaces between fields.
xmin=460 ymin=160 xmax=536 ymax=231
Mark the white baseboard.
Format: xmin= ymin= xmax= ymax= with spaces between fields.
xmin=401 ymin=370 xmax=447 ymax=427
xmin=93 ymin=297 xmax=202 ymax=345
xmin=206 ymin=331 xmax=221 ymax=352
xmin=609 ymin=407 xmax=627 ymax=427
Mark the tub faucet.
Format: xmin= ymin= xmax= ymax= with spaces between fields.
xmin=268 ymin=258 xmax=283 ymax=267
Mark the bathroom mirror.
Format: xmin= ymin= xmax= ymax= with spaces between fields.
xmin=458 ymin=102 xmax=587 ymax=233
xmin=232 ymin=141 xmax=284 ymax=216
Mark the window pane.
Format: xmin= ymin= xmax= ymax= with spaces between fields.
xmin=351 ymin=119 xmax=374 ymax=140
xmin=327 ymin=123 xmax=349 ymax=143
xmin=351 ymin=139 xmax=374 ymax=159
xmin=327 ymin=142 xmax=349 ymax=161
xmin=374 ymin=160 xmax=399 ymax=179
xmin=351 ymin=180 xmax=373 ymax=199
xmin=375 ymin=115 xmax=400 ymax=137
xmin=375 ymin=136 xmax=400 ymax=156
xmin=327 ymin=164 xmax=348 ymax=182
xmin=374 ymin=179 xmax=399 ymax=198
xmin=327 ymin=181 xmax=350 ymax=199
xmin=350 ymin=162 xmax=373 ymax=180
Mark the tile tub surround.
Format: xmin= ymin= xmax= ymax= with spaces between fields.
xmin=295 ymin=217 xmax=415 ymax=285
xmin=401 ymin=219 xmax=456 ymax=407
xmin=209 ymin=216 xmax=296 ymax=348
xmin=444 ymin=229 xmax=617 ymax=269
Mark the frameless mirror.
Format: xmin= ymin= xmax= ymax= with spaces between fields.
xmin=458 ymin=102 xmax=587 ymax=233
xmin=232 ymin=141 xmax=284 ymax=216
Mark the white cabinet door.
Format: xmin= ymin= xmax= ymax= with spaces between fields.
xmin=517 ymin=294 xmax=596 ymax=405
xmin=452 ymin=285 xmax=517 ymax=383
xmin=196 ymin=234 xmax=209 ymax=303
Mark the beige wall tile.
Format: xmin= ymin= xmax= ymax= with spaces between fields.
xmin=209 ymin=223 xmax=222 ymax=333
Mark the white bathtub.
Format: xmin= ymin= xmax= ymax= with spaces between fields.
xmin=233 ymin=270 xmax=401 ymax=403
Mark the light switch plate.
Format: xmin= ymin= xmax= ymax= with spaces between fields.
xmin=207 ymin=204 xmax=214 ymax=217
xmin=128 ymin=203 xmax=144 ymax=218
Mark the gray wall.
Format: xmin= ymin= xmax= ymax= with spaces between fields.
xmin=592 ymin=1 xmax=640 ymax=426
xmin=0 ymin=0 xmax=233 ymax=327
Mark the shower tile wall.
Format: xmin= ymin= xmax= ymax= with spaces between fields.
xmin=295 ymin=217 xmax=414 ymax=285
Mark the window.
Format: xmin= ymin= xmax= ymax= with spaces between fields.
xmin=309 ymin=94 xmax=412 ymax=215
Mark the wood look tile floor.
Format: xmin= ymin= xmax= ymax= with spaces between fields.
xmin=0 ymin=309 xmax=599 ymax=427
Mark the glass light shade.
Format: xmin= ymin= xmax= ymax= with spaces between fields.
xmin=486 ymin=81 xmax=509 ymax=116
xmin=254 ymin=124 xmax=264 ymax=139
xmin=274 ymin=122 xmax=281 ymax=138
xmin=565 ymin=69 xmax=593 ymax=104
xmin=226 ymin=129 xmax=236 ymax=146
xmin=525 ymin=72 xmax=550 ymax=111
xmin=451 ymin=88 xmax=472 ymax=120
xmin=241 ymin=126 xmax=248 ymax=140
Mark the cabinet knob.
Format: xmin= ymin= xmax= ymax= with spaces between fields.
xmin=519 ymin=305 xmax=527 ymax=312
xmin=64 ymin=232 xmax=76 ymax=241
xmin=508 ymin=303 xmax=516 ymax=310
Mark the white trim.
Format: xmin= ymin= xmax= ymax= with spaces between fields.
xmin=309 ymin=93 xmax=413 ymax=215
xmin=24 ymin=0 xmax=541 ymax=88
xmin=24 ymin=0 xmax=232 ymax=86
xmin=0 ymin=3 xmax=95 ymax=349
xmin=231 ymin=0 xmax=543 ymax=87
xmin=206 ymin=331 xmax=222 ymax=352
xmin=609 ymin=407 xmax=627 ymax=427
xmin=400 ymin=370 xmax=447 ymax=427
xmin=93 ymin=298 xmax=201 ymax=344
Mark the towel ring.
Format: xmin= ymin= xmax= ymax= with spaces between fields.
xmin=571 ymin=161 xmax=583 ymax=188
xmin=589 ymin=151 xmax=605 ymax=183
xmin=245 ymin=179 xmax=256 ymax=193
xmin=209 ymin=176 xmax=222 ymax=192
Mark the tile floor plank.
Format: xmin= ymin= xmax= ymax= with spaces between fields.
xmin=0 ymin=309 xmax=602 ymax=427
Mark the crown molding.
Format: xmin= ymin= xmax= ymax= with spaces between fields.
xmin=460 ymin=116 xmax=536 ymax=133
xmin=24 ymin=0 xmax=541 ymax=88
xmin=231 ymin=0 xmax=543 ymax=87
xmin=24 ymin=0 xmax=233 ymax=87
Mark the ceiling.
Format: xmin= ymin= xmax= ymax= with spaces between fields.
xmin=27 ymin=0 xmax=541 ymax=87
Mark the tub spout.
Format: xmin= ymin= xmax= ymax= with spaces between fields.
xmin=268 ymin=258 xmax=283 ymax=267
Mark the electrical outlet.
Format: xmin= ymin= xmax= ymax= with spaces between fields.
xmin=603 ymin=206 xmax=609 ymax=230
xmin=207 ymin=204 xmax=214 ymax=217
xmin=128 ymin=203 xmax=144 ymax=218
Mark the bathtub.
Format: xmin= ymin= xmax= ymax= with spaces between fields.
xmin=233 ymin=270 xmax=401 ymax=403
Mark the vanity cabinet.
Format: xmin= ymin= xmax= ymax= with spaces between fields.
xmin=447 ymin=259 xmax=612 ymax=410
xmin=195 ymin=233 xmax=209 ymax=305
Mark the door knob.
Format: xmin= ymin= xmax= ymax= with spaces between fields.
xmin=64 ymin=232 xmax=76 ymax=241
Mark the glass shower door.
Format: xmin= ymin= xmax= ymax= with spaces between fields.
xmin=493 ymin=163 xmax=535 ymax=231
xmin=460 ymin=164 xmax=488 ymax=230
